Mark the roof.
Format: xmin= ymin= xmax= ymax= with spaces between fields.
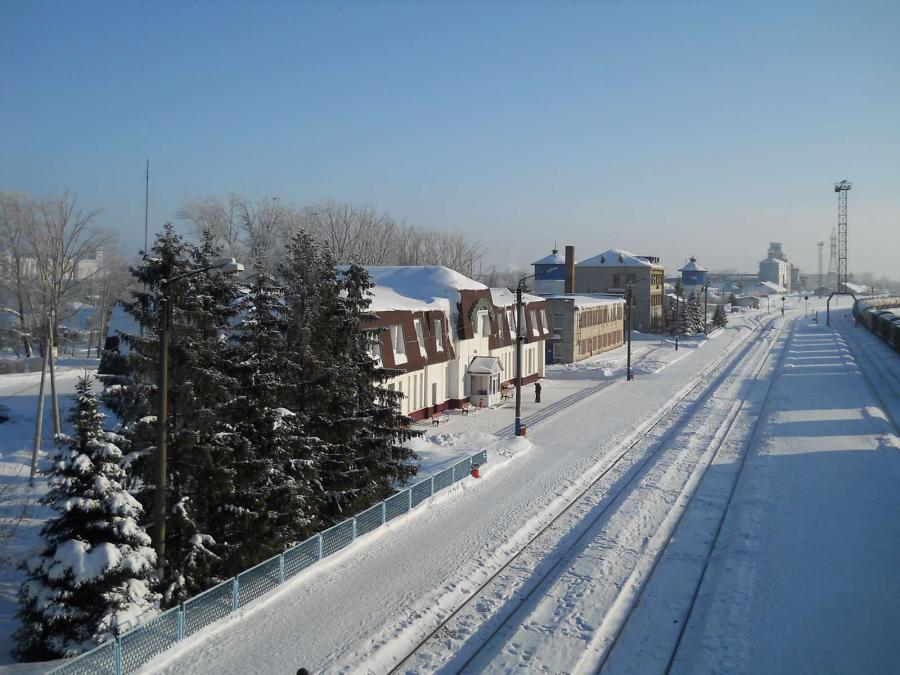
xmin=678 ymin=256 xmax=707 ymax=273
xmin=532 ymin=249 xmax=566 ymax=266
xmin=754 ymin=281 xmax=787 ymax=294
xmin=364 ymin=266 xmax=486 ymax=313
xmin=489 ymin=288 xmax=543 ymax=308
xmin=543 ymin=293 xmax=624 ymax=309
xmin=578 ymin=248 xmax=654 ymax=268
xmin=468 ymin=356 xmax=502 ymax=374
xmin=759 ymin=256 xmax=789 ymax=266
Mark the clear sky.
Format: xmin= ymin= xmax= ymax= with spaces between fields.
xmin=2 ymin=0 xmax=898 ymax=278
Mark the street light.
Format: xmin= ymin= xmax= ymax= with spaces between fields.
xmin=781 ymin=296 xmax=786 ymax=317
xmin=153 ymin=256 xmax=244 ymax=561
xmin=703 ymin=282 xmax=709 ymax=336
xmin=513 ymin=267 xmax=557 ymax=437
xmin=625 ymin=277 xmax=647 ymax=381
xmin=674 ymin=282 xmax=681 ymax=351
xmin=804 ymin=294 xmax=809 ymax=318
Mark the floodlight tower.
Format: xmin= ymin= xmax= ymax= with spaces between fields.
xmin=827 ymin=229 xmax=837 ymax=286
xmin=817 ymin=241 xmax=824 ymax=290
xmin=834 ymin=180 xmax=851 ymax=292
xmin=826 ymin=180 xmax=854 ymax=325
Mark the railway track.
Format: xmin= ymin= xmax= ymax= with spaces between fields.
xmin=385 ymin=313 xmax=780 ymax=674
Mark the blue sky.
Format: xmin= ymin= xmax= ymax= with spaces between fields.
xmin=2 ymin=0 xmax=898 ymax=278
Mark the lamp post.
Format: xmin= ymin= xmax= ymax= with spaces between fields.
xmin=513 ymin=267 xmax=556 ymax=437
xmin=674 ymin=283 xmax=681 ymax=351
xmin=703 ymin=282 xmax=709 ymax=336
xmin=781 ymin=296 xmax=786 ymax=317
xmin=154 ymin=256 xmax=244 ymax=561
xmin=625 ymin=278 xmax=646 ymax=381
xmin=804 ymin=295 xmax=809 ymax=318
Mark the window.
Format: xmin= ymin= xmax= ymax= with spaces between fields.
xmin=481 ymin=313 xmax=491 ymax=338
xmin=553 ymin=313 xmax=563 ymax=332
xmin=434 ymin=319 xmax=443 ymax=351
xmin=613 ymin=273 xmax=621 ymax=287
xmin=507 ymin=309 xmax=517 ymax=336
xmin=541 ymin=309 xmax=549 ymax=333
xmin=391 ymin=325 xmax=406 ymax=363
xmin=413 ymin=318 xmax=426 ymax=356
xmin=530 ymin=310 xmax=539 ymax=336
xmin=367 ymin=337 xmax=382 ymax=365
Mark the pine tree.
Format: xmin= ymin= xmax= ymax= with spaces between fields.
xmin=215 ymin=249 xmax=321 ymax=575
xmin=103 ymin=225 xmax=240 ymax=606
xmin=686 ymin=292 xmax=704 ymax=334
xmin=712 ymin=304 xmax=729 ymax=328
xmin=15 ymin=377 xmax=158 ymax=661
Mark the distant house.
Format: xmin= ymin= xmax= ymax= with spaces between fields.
xmin=753 ymin=281 xmax=787 ymax=296
xmin=543 ymin=294 xmax=625 ymax=363
xmin=362 ymin=266 xmax=551 ymax=420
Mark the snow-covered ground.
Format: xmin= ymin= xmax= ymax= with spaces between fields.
xmin=0 ymin=362 xmax=97 ymax=672
xmin=134 ymin=313 xmax=766 ymax=675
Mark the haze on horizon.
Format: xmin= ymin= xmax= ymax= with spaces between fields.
xmin=1 ymin=0 xmax=898 ymax=278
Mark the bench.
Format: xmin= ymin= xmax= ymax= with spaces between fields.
xmin=460 ymin=400 xmax=472 ymax=415
xmin=431 ymin=412 xmax=449 ymax=426
xmin=500 ymin=386 xmax=512 ymax=401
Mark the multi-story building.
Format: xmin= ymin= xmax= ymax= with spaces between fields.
xmin=758 ymin=242 xmax=792 ymax=291
xmin=571 ymin=248 xmax=665 ymax=332
xmin=362 ymin=266 xmax=551 ymax=420
xmin=543 ymin=294 xmax=625 ymax=363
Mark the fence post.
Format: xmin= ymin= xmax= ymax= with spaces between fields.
xmin=429 ymin=475 xmax=434 ymax=496
xmin=177 ymin=607 xmax=185 ymax=641
xmin=380 ymin=501 xmax=386 ymax=525
xmin=278 ymin=554 xmax=285 ymax=584
xmin=407 ymin=488 xmax=412 ymax=510
xmin=317 ymin=533 xmax=323 ymax=560
xmin=231 ymin=577 xmax=239 ymax=612
xmin=114 ymin=639 xmax=122 ymax=675
xmin=352 ymin=518 xmax=357 ymax=540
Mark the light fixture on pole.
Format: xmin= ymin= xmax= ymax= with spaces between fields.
xmin=514 ymin=267 xmax=556 ymax=437
xmin=154 ymin=256 xmax=244 ymax=562
xmin=703 ymin=282 xmax=709 ymax=336
xmin=625 ymin=277 xmax=646 ymax=381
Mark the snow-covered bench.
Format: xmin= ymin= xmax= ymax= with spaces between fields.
xmin=459 ymin=400 xmax=472 ymax=415
xmin=431 ymin=412 xmax=449 ymax=426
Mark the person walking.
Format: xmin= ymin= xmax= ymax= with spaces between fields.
xmin=534 ymin=381 xmax=542 ymax=403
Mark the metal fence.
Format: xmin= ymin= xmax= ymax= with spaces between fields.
xmin=48 ymin=448 xmax=488 ymax=675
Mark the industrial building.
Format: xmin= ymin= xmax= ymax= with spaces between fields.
xmin=758 ymin=242 xmax=793 ymax=292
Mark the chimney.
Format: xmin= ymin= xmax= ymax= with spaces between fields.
xmin=565 ymin=245 xmax=575 ymax=294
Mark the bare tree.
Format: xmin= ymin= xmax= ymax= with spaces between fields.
xmin=0 ymin=191 xmax=37 ymax=356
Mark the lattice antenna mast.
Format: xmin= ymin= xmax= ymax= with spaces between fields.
xmin=817 ymin=241 xmax=824 ymax=289
xmin=834 ymin=180 xmax=851 ymax=292
xmin=827 ymin=229 xmax=837 ymax=282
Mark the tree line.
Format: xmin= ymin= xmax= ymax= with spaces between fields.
xmin=14 ymin=224 xmax=420 ymax=661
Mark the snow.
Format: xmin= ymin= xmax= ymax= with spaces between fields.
xmin=532 ymin=250 xmax=566 ymax=266
xmin=364 ymin=266 xmax=486 ymax=314
xmin=488 ymin=287 xmax=542 ymax=308
xmin=578 ymin=248 xmax=655 ymax=268
xmin=542 ymin=293 xmax=624 ymax=309
xmin=133 ymin=313 xmax=763 ymax=675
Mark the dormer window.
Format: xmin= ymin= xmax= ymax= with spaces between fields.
xmin=434 ymin=319 xmax=443 ymax=351
xmin=390 ymin=324 xmax=406 ymax=364
xmin=413 ymin=318 xmax=426 ymax=356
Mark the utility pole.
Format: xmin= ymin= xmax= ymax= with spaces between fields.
xmin=703 ymin=283 xmax=709 ymax=335
xmin=626 ymin=284 xmax=634 ymax=380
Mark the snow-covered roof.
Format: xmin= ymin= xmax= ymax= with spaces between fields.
xmin=532 ymin=249 xmax=566 ymax=265
xmin=365 ymin=266 xmax=486 ymax=314
xmin=489 ymin=288 xmax=543 ymax=308
xmin=543 ymin=293 xmax=624 ymax=309
xmin=754 ymin=281 xmax=787 ymax=294
xmin=678 ymin=256 xmax=707 ymax=273
xmin=844 ymin=282 xmax=869 ymax=294
xmin=468 ymin=356 xmax=502 ymax=374
xmin=578 ymin=248 xmax=653 ymax=268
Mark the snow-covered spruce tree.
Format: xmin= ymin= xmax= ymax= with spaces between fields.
xmin=686 ymin=292 xmax=704 ymax=334
xmin=712 ymin=304 xmax=728 ymax=328
xmin=103 ymin=225 xmax=239 ymax=606
xmin=215 ymin=248 xmax=321 ymax=576
xmin=14 ymin=377 xmax=158 ymax=662
xmin=675 ymin=296 xmax=691 ymax=337
xmin=323 ymin=263 xmax=419 ymax=516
